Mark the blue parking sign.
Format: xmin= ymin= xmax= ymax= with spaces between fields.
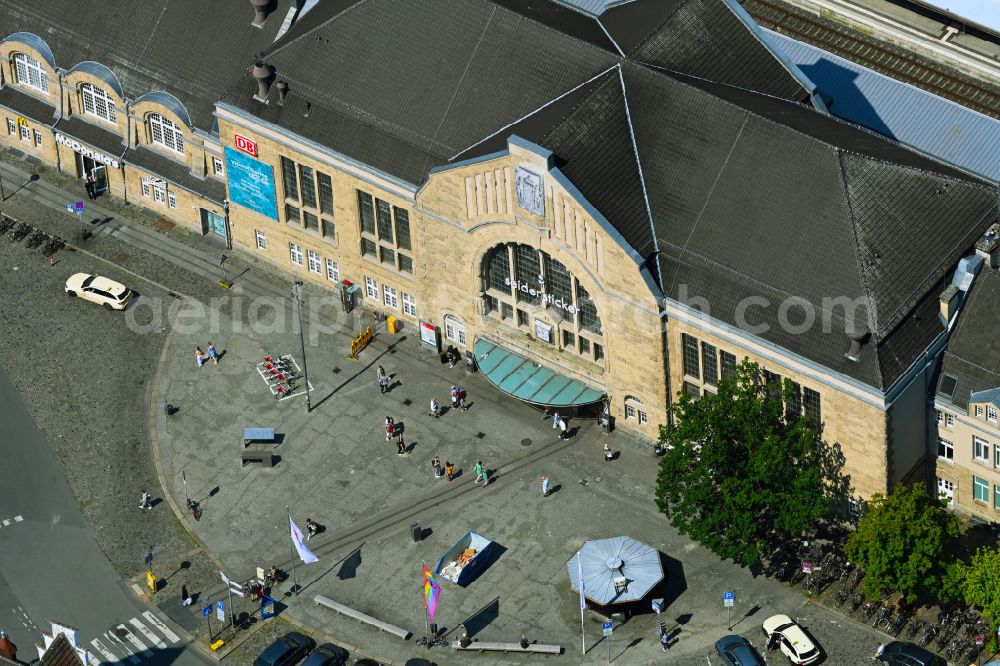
xmin=202 ymin=606 xmax=211 ymax=617
xmin=723 ymin=591 xmax=735 ymax=607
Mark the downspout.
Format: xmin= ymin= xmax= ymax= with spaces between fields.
xmin=122 ymin=100 xmax=131 ymax=203
xmin=53 ymin=69 xmax=64 ymax=173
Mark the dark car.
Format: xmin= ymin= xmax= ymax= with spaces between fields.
xmin=301 ymin=642 xmax=349 ymax=666
xmin=715 ymin=634 xmax=766 ymax=666
xmin=876 ymin=641 xmax=947 ymax=666
xmin=254 ymin=631 xmax=316 ymax=666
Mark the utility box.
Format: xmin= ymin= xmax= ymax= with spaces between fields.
xmin=386 ymin=315 xmax=399 ymax=334
xmin=340 ymin=283 xmax=358 ymax=313
xmin=411 ymin=522 xmax=422 ymax=543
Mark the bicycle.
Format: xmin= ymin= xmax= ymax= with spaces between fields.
xmin=416 ymin=635 xmax=447 ymax=648
xmin=848 ymin=592 xmax=864 ymax=614
xmin=861 ymin=601 xmax=877 ymax=623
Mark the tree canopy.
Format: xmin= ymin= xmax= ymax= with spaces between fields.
xmin=955 ymin=547 xmax=1000 ymax=626
xmin=654 ymin=359 xmax=835 ymax=565
xmin=845 ymin=483 xmax=959 ymax=604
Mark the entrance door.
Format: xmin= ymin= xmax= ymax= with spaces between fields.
xmin=91 ymin=165 xmax=108 ymax=194
xmin=937 ymin=477 xmax=954 ymax=505
xmin=206 ymin=210 xmax=226 ymax=237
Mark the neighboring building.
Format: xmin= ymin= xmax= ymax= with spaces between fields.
xmin=935 ymin=233 xmax=1000 ymax=521
xmin=2 ymin=0 xmax=997 ymax=498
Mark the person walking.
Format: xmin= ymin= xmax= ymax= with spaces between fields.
xmin=603 ymin=442 xmax=613 ymax=461
xmin=429 ymin=397 xmax=439 ymax=418
xmin=552 ymin=411 xmax=561 ymax=430
xmin=305 ymin=518 xmax=318 ymax=541
xmin=445 ymin=461 xmax=455 ymax=481
xmin=541 ymin=475 xmax=550 ymax=497
xmin=481 ymin=467 xmax=490 ymax=487
xmin=195 ymin=347 xmax=206 ymax=367
xmin=181 ymin=584 xmax=192 ymax=606
xmin=431 ymin=456 xmax=443 ymax=478
xmin=84 ymin=173 xmax=95 ymax=200
xmin=139 ymin=490 xmax=151 ymax=510
xmin=660 ymin=630 xmax=670 ymax=652
xmin=457 ymin=389 xmax=468 ymax=412
xmin=473 ymin=461 xmax=484 ymax=484
xmin=385 ymin=416 xmax=394 ymax=442
xmin=377 ymin=366 xmax=388 ymax=394
xmin=559 ymin=418 xmax=569 ymax=440
xmin=207 ymin=342 xmax=218 ymax=365
xmin=395 ymin=427 xmax=406 ymax=455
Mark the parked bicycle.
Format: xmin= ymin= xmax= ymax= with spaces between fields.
xmin=416 ymin=635 xmax=447 ymax=648
xmin=8 ymin=221 xmax=31 ymax=242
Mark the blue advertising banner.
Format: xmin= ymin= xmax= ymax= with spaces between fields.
xmin=261 ymin=594 xmax=275 ymax=619
xmin=225 ymin=147 xmax=277 ymax=220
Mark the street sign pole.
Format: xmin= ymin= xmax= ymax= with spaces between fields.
xmin=203 ymin=603 xmax=214 ymax=642
xmin=724 ymin=592 xmax=735 ymax=631
xmin=602 ymin=622 xmax=613 ymax=664
xmin=227 ymin=585 xmax=235 ymax=630
xmin=75 ymin=201 xmax=85 ymax=239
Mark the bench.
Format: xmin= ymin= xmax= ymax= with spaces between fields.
xmin=243 ymin=427 xmax=276 ymax=448
xmin=452 ymin=640 xmax=562 ymax=654
xmin=314 ymin=595 xmax=410 ymax=640
xmin=241 ymin=450 xmax=275 ymax=467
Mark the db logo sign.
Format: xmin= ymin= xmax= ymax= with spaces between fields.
xmin=234 ymin=133 xmax=258 ymax=158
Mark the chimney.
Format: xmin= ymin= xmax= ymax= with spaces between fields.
xmin=844 ymin=321 xmax=870 ymax=362
xmin=275 ymin=80 xmax=288 ymax=106
xmin=250 ymin=0 xmax=274 ymax=27
xmin=939 ymin=284 xmax=960 ymax=324
xmin=975 ymin=225 xmax=999 ymax=269
xmin=252 ymin=60 xmax=275 ymax=102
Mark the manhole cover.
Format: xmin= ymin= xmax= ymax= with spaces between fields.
xmin=476 ymin=432 xmax=485 ymax=439
xmin=113 ymin=628 xmax=128 ymax=639
xmin=593 ymin=476 xmax=602 ymax=483
xmin=332 ymin=367 xmax=341 ymax=374
xmin=403 ymin=398 xmax=412 ymax=406
xmin=520 ymin=438 xmax=532 ymax=447
xmin=117 ymin=252 xmax=129 ymax=262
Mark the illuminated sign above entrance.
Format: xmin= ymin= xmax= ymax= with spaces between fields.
xmin=504 ymin=277 xmax=577 ymax=315
xmin=55 ymin=133 xmax=120 ymax=169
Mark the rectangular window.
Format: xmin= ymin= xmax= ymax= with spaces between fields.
xmin=720 ymin=350 xmax=737 ymax=380
xmin=803 ymin=388 xmax=821 ymax=424
xmin=383 ymin=284 xmax=398 ymax=309
xmin=298 ymin=165 xmax=316 ymax=209
xmin=995 ymin=485 xmax=1000 ymax=509
xmin=594 ymin=343 xmax=604 ymax=362
xmin=974 ymin=475 xmax=990 ymax=502
xmin=517 ymin=309 xmax=529 ymax=327
xmin=321 ymin=220 xmax=335 ymax=240
xmin=974 ymin=436 xmax=991 ymax=463
xmin=281 ymin=156 xmax=298 ymax=201
xmin=501 ymin=302 xmax=513 ymax=320
xmin=989 ymin=406 xmax=998 ymax=423
xmin=562 ymin=330 xmax=575 ymax=348
xmin=325 ymin=258 xmax=339 ymax=282
xmin=33 ymin=129 xmax=42 ymax=146
xmin=946 ymin=413 xmax=954 ymax=428
xmin=995 ymin=445 xmax=1000 ymax=469
xmin=358 ymin=191 xmax=375 ymax=235
xmin=625 ymin=403 xmax=636 ymax=419
xmin=6 ymin=118 xmax=15 ymax=135
xmin=394 ymin=207 xmax=411 ymax=250
xmin=255 ymin=230 xmax=268 ymax=250
xmin=365 ymin=276 xmax=378 ymax=299
xmin=376 ymin=199 xmax=393 ymax=242
xmin=152 ymin=184 xmax=166 ymax=204
xmin=303 ymin=211 xmax=319 ymax=232
xmin=307 ymin=249 xmax=321 ymax=274
xmin=683 ymin=381 xmax=701 ymax=399
xmin=141 ymin=180 xmax=150 ymax=197
xmin=19 ymin=124 xmax=30 ymax=142
xmin=361 ymin=238 xmax=377 ymax=258
xmin=763 ymin=370 xmax=782 ymax=403
xmin=402 ymin=292 xmax=416 ymax=317
xmin=701 ymin=343 xmax=718 ymax=386
xmin=398 ymin=254 xmax=413 ymax=273
xmin=289 ymin=243 xmax=303 ymax=266
xmin=938 ymin=438 xmax=954 ymax=461
xmin=167 ymin=191 xmax=176 ymax=208
xmin=212 ymin=157 xmax=224 ymax=176
xmin=380 ymin=246 xmax=395 ymax=267
xmin=579 ymin=337 xmax=591 ymax=355
xmin=285 ymin=203 xmax=300 ymax=225
xmin=682 ymin=333 xmax=700 ymax=379
xmin=937 ymin=411 xmax=944 ymax=425
xmin=976 ymin=405 xmax=984 ymax=418
xmin=639 ymin=411 xmax=648 ymax=424
xmin=787 ymin=380 xmax=802 ymax=418
xmin=317 ymin=172 xmax=333 ymax=216
xmin=485 ymin=295 xmax=498 ymax=314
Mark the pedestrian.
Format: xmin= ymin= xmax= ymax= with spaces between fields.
xmin=457 ymin=390 xmax=468 ymax=412
xmin=541 ymin=475 xmax=550 ymax=497
xmin=181 ymin=584 xmax=192 ymax=607
xmin=195 ymin=347 xmax=206 ymax=367
xmin=445 ymin=461 xmax=455 ymax=481
xmin=660 ymin=630 xmax=669 ymax=652
xmin=473 ymin=461 xmax=484 ymax=484
xmin=552 ymin=411 xmax=561 ymax=430
xmin=385 ymin=416 xmax=394 ymax=442
xmin=377 ymin=365 xmax=388 ymax=394
xmin=429 ymin=397 xmax=439 ymax=418
xmin=305 ymin=518 xmax=317 ymax=541
xmin=559 ymin=418 xmax=568 ymax=440
xmin=542 ymin=405 xmax=551 ymax=420
xmin=49 ymin=255 xmax=54 ymax=268
xmin=603 ymin=442 xmax=613 ymax=461
xmin=396 ymin=434 xmax=407 ymax=455
xmin=481 ymin=467 xmax=490 ymax=487
xmin=85 ymin=173 xmax=95 ymax=200
xmin=207 ymin=342 xmax=218 ymax=365
xmin=139 ymin=490 xmax=151 ymax=510
xmin=431 ymin=456 xmax=443 ymax=478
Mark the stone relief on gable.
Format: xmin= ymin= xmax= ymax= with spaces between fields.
xmin=514 ymin=165 xmax=544 ymax=217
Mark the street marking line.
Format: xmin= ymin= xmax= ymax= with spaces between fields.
xmin=141 ymin=611 xmax=180 ymax=644
xmin=89 ymin=638 xmax=117 ymax=663
xmin=104 ymin=630 xmax=140 ymax=664
xmin=116 ymin=624 xmax=153 ymax=657
xmin=130 ymin=617 xmax=166 ymax=649
xmin=13 ymin=515 xmax=22 ymax=522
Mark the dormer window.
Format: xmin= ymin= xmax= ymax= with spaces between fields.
xmin=81 ymin=83 xmax=117 ymax=123
xmin=14 ymin=53 xmax=48 ymax=93
xmin=148 ymin=113 xmax=184 ymax=154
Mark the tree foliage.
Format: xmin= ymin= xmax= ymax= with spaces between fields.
xmin=845 ymin=483 xmax=959 ymax=604
xmin=654 ymin=360 xmax=835 ymax=565
xmin=956 ymin=547 xmax=1000 ymax=626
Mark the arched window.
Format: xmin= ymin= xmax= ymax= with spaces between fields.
xmin=444 ymin=315 xmax=466 ymax=346
xmin=148 ymin=113 xmax=184 ymax=154
xmin=13 ymin=53 xmax=48 ymax=93
xmin=81 ymin=83 xmax=117 ymax=122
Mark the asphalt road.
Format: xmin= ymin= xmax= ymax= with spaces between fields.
xmin=0 ymin=362 xmax=209 ymax=665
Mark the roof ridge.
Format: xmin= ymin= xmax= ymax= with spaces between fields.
xmin=615 ymin=63 xmax=658 ymax=263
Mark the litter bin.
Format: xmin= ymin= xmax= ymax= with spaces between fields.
xmin=387 ymin=315 xmax=399 ymax=334
xmin=411 ymin=522 xmax=422 ymax=543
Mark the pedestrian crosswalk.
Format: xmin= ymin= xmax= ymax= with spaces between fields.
xmin=87 ymin=612 xmax=180 ymax=664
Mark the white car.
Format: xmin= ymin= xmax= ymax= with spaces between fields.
xmin=762 ymin=614 xmax=821 ymax=665
xmin=65 ymin=272 xmax=132 ymax=310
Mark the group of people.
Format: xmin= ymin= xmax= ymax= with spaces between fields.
xmin=444 ymin=345 xmax=462 ymax=368
xmin=544 ymin=407 xmax=571 ymax=439
xmin=430 ymin=456 xmax=456 ymax=481
xmin=195 ymin=342 xmax=219 ymax=367
xmin=385 ymin=416 xmax=407 ymax=454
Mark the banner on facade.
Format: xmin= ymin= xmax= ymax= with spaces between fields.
xmin=224 ymin=146 xmax=277 ymax=220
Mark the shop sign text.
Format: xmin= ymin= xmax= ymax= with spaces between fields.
xmin=55 ymin=133 xmax=120 ymax=169
xmin=504 ymin=277 xmax=577 ymax=315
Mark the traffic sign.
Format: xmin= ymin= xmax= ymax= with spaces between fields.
xmin=723 ymin=591 xmax=735 ymax=607
xmin=75 ymin=201 xmax=84 ymax=213
xmin=216 ymin=601 xmax=225 ymax=622
xmin=202 ymin=606 xmax=211 ymax=618
xmin=66 ymin=203 xmax=73 ymax=213
xmin=802 ymin=561 xmax=812 ymax=574
xmin=976 ymin=635 xmax=984 ymax=646
xmin=602 ymin=621 xmax=613 ymax=637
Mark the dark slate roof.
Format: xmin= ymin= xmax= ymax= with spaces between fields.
xmin=0 ymin=0 xmax=286 ymax=130
xmin=0 ymin=85 xmax=57 ymax=124
xmin=39 ymin=634 xmax=84 ymax=666
xmin=938 ymin=268 xmax=1000 ymax=409
xmin=54 ymin=116 xmax=127 ymax=158
xmin=124 ymin=146 xmax=226 ymax=204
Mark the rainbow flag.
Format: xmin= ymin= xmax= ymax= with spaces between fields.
xmin=423 ymin=565 xmax=441 ymax=622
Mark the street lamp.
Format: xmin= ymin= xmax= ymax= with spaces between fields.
xmin=292 ymin=280 xmax=312 ymax=413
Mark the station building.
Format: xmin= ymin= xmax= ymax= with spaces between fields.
xmin=2 ymin=0 xmax=997 ymax=499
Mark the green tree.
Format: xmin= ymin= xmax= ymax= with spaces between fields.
xmin=654 ymin=360 xmax=834 ymax=565
xmin=958 ymin=548 xmax=1000 ymax=632
xmin=844 ymin=483 xmax=959 ymax=604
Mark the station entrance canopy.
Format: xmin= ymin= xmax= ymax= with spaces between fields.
xmin=473 ymin=338 xmax=604 ymax=408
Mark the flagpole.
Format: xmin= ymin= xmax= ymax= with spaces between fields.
xmin=578 ymin=555 xmax=586 ymax=655
xmin=287 ymin=506 xmax=297 ymax=595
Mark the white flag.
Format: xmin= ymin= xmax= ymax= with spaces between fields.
xmin=577 ymin=555 xmax=586 ymax=609
xmin=289 ymin=517 xmax=319 ymax=564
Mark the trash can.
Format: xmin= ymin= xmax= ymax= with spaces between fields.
xmin=387 ymin=315 xmax=399 ymax=334
xmin=411 ymin=522 xmax=422 ymax=543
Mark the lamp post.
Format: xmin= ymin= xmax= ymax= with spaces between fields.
xmin=222 ymin=199 xmax=232 ymax=250
xmin=292 ymin=280 xmax=312 ymax=413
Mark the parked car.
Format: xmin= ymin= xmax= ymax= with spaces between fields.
xmin=876 ymin=641 xmax=947 ymax=666
xmin=253 ymin=631 xmax=315 ymax=666
xmin=301 ymin=642 xmax=349 ymax=666
xmin=64 ymin=273 xmax=132 ymax=310
xmin=715 ymin=634 xmax=766 ymax=666
xmin=762 ymin=614 xmax=821 ymax=665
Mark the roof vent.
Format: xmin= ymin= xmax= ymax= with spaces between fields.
xmin=844 ymin=321 xmax=870 ymax=362
xmin=976 ymin=224 xmax=1000 ymax=269
xmin=275 ymin=80 xmax=288 ymax=106
xmin=252 ymin=60 xmax=275 ymax=103
xmin=303 ymin=102 xmax=311 ymax=118
xmin=939 ymin=284 xmax=960 ymax=324
xmin=250 ymin=0 xmax=275 ymax=27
